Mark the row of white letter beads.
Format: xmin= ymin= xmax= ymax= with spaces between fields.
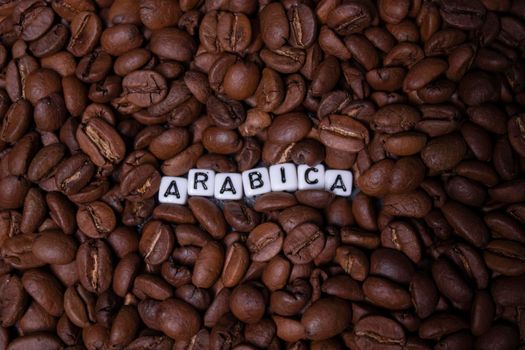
xmin=158 ymin=164 xmax=352 ymax=205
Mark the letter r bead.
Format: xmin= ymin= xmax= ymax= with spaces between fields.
xmin=187 ymin=169 xmax=215 ymax=197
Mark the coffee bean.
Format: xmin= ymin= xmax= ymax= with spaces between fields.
xmin=441 ymin=201 xmax=490 ymax=247
xmin=353 ymin=315 xmax=406 ymax=348
xmin=68 ymin=12 xmax=102 ymax=57
xmin=335 ymin=245 xmax=369 ymax=281
xmin=247 ymin=222 xmax=284 ymax=262
xmin=259 ymin=3 xmax=289 ymax=50
xmin=188 ymin=197 xmax=227 ymax=240
xmin=33 ymin=230 xmax=77 ymax=264
xmin=301 ymin=297 xmax=351 ymax=340
xmin=222 ymin=242 xmax=249 ymax=288
xmin=76 ymin=239 xmax=113 ymax=294
xmin=77 ymin=201 xmax=116 ymax=238
xmin=230 ymin=283 xmax=265 ymax=324
xmin=419 ymin=313 xmax=469 ymax=340
xmin=139 ymin=220 xmax=174 ymax=265
xmin=432 ymin=257 xmax=473 ymax=311
xmin=192 ymin=241 xmax=224 ymax=288
xmin=0 ymin=274 xmax=26 ymax=327
xmin=22 ymin=269 xmax=64 ymax=317
xmin=363 ymin=276 xmax=412 ymax=310
xmin=283 ymin=222 xmax=325 ymax=264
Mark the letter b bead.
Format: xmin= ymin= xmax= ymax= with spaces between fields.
xmin=242 ymin=167 xmax=271 ymax=197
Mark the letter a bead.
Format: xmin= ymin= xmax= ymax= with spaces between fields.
xmin=158 ymin=177 xmax=188 ymax=204
xmin=214 ymin=173 xmax=243 ymax=200
xmin=324 ymin=170 xmax=352 ymax=196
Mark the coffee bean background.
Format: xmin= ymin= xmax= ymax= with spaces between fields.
xmin=0 ymin=0 xmax=525 ymax=349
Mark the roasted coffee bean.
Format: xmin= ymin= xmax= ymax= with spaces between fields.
xmin=301 ymin=297 xmax=351 ymax=340
xmin=76 ymin=239 xmax=113 ymax=294
xmin=353 ymin=315 xmax=406 ymax=348
xmin=247 ymin=222 xmax=284 ymax=262
xmin=0 ymin=274 xmax=26 ymax=327
xmin=188 ymin=197 xmax=227 ymax=239
xmin=319 ymin=114 xmax=369 ymax=152
xmin=283 ymin=223 xmax=325 ymax=264
xmin=22 ymin=269 xmax=64 ymax=317
xmin=33 ymin=230 xmax=77 ymax=264
xmin=77 ymin=201 xmax=116 ymax=238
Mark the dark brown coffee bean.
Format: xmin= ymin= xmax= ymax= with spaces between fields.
xmin=29 ymin=23 xmax=69 ymax=58
xmin=383 ymin=191 xmax=432 ymax=218
xmin=409 ymin=272 xmax=438 ymax=319
xmin=222 ymin=242 xmax=249 ymax=288
xmin=260 ymin=46 xmax=306 ymax=74
xmin=5 ymin=333 xmax=63 ymax=350
xmin=319 ymin=114 xmax=369 ymax=152
xmin=484 ymin=240 xmax=525 ymax=276
xmin=441 ymin=201 xmax=489 ymax=247
xmin=1 ymin=99 xmax=32 ymax=144
xmin=192 ymin=241 xmax=224 ymax=288
xmin=139 ymin=220 xmax=174 ymax=265
xmin=76 ymin=201 xmax=116 ymax=238
xmin=22 ymin=269 xmax=64 ymax=317
xmin=370 ymin=248 xmax=414 ymax=284
xmin=150 ymin=27 xmax=196 ymax=62
xmin=247 ymin=222 xmax=284 ymax=262
xmin=254 ymin=192 xmax=297 ymax=212
xmin=335 ymin=245 xmax=369 ymax=281
xmin=268 ymin=112 xmax=312 ymax=144
xmin=64 ymin=283 xmax=96 ymax=328
xmin=363 ymin=276 xmax=412 ymax=310
xmin=327 ymin=3 xmax=373 ymax=35
xmin=76 ymin=239 xmax=113 ymax=294
xmin=259 ymin=3 xmax=289 ymax=50
xmin=0 ymin=273 xmax=26 ymax=327
xmin=419 ymin=313 xmax=468 ymax=340
xmin=188 ymin=197 xmax=227 ymax=239
xmin=33 ymin=230 xmax=77 ymax=264
xmin=68 ymin=12 xmax=102 ymax=57
xmin=439 ymin=0 xmax=486 ymax=30
xmin=432 ymin=257 xmax=473 ymax=311
xmin=0 ymin=176 xmax=30 ymax=210
xmin=301 ymin=297 xmax=351 ymax=340
xmin=283 ymin=223 xmax=325 ymax=264
xmin=353 ymin=315 xmax=406 ymax=348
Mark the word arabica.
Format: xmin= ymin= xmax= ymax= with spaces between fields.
xmin=158 ymin=163 xmax=353 ymax=205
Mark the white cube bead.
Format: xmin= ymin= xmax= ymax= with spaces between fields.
xmin=214 ymin=173 xmax=243 ymax=200
xmin=297 ymin=164 xmax=325 ymax=190
xmin=269 ymin=163 xmax=298 ymax=192
xmin=187 ymin=169 xmax=215 ymax=197
xmin=242 ymin=167 xmax=272 ymax=197
xmin=325 ymin=170 xmax=353 ymax=196
xmin=158 ymin=177 xmax=188 ymax=204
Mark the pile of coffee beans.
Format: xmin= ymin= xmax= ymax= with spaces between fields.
xmin=0 ymin=0 xmax=525 ymax=348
